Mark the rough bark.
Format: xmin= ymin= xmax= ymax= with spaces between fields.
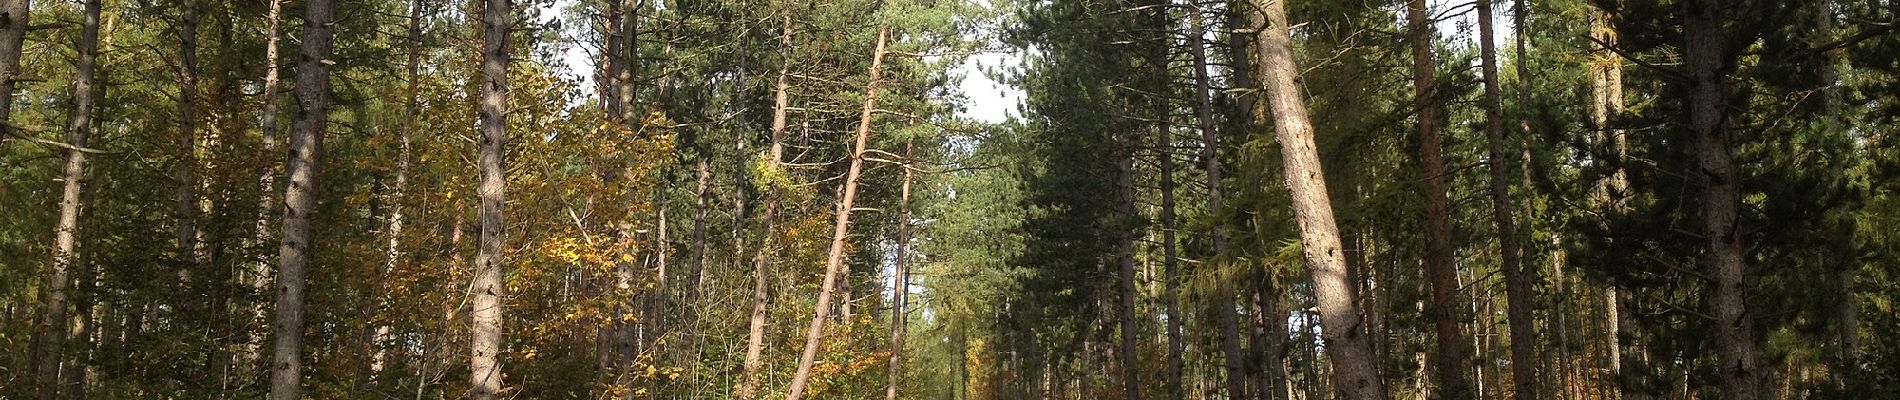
xmin=0 ymin=0 xmax=27 ymax=148
xmin=269 ymin=0 xmax=335 ymax=395
xmin=737 ymin=5 xmax=793 ymax=399
xmin=1684 ymin=1 xmax=1760 ymax=399
xmin=1248 ymin=0 xmax=1388 ymax=398
xmin=470 ymin=0 xmax=512 ymax=395
xmin=1406 ymin=0 xmax=1473 ymax=396
xmin=1475 ymin=1 xmax=1539 ymax=398
xmin=783 ymin=24 xmax=887 ymax=400
xmin=884 ymin=142 xmax=915 ymax=400
xmin=35 ymin=0 xmax=100 ymax=396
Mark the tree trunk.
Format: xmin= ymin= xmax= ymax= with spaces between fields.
xmin=35 ymin=0 xmax=100 ymax=396
xmin=470 ymin=0 xmax=512 ymax=395
xmin=0 ymin=0 xmax=26 ymax=149
xmin=250 ymin=0 xmax=284 ymax=366
xmin=269 ymin=0 xmax=334 ymax=396
xmin=1475 ymin=1 xmax=1539 ymax=398
xmin=1407 ymin=0 xmax=1473 ymax=396
xmin=884 ymin=141 xmax=915 ymax=400
xmin=1177 ymin=3 xmax=1245 ymax=398
xmin=783 ymin=24 xmax=887 ymax=400
xmin=1684 ymin=1 xmax=1760 ymax=399
xmin=737 ymin=5 xmax=793 ymax=399
xmin=1247 ymin=1 xmax=1388 ymax=398
xmin=176 ymin=0 xmax=202 ymax=275
xmin=1116 ymin=78 xmax=1144 ymax=400
xmin=373 ymin=0 xmax=424 ymax=381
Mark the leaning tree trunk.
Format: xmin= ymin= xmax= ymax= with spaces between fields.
xmin=783 ymin=24 xmax=888 ymax=400
xmin=470 ymin=0 xmax=512 ymax=395
xmin=1248 ymin=1 xmax=1388 ymax=399
xmin=0 ymin=0 xmax=27 ymax=149
xmin=737 ymin=4 xmax=794 ymax=399
xmin=35 ymin=0 xmax=101 ymax=397
xmin=1683 ymin=1 xmax=1760 ymax=399
xmin=1475 ymin=1 xmax=1539 ymax=398
xmin=269 ymin=0 xmax=335 ymax=396
xmin=1407 ymin=0 xmax=1473 ymax=396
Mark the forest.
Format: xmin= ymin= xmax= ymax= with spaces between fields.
xmin=0 ymin=0 xmax=1897 ymax=398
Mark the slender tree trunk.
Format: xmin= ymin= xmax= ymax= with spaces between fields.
xmin=251 ymin=0 xmax=284 ymax=356
xmin=1475 ymin=1 xmax=1539 ymax=398
xmin=783 ymin=24 xmax=887 ymax=400
xmin=1814 ymin=1 xmax=1860 ymax=372
xmin=737 ymin=5 xmax=793 ymax=399
xmin=176 ymin=0 xmax=202 ymax=275
xmin=1406 ymin=0 xmax=1473 ymax=396
xmin=883 ymin=141 xmax=915 ymax=400
xmin=269 ymin=0 xmax=335 ymax=396
xmin=1115 ymin=82 xmax=1144 ymax=400
xmin=469 ymin=0 xmax=512 ymax=395
xmin=1248 ymin=1 xmax=1388 ymax=398
xmin=0 ymin=0 xmax=27 ymax=148
xmin=1587 ymin=3 xmax=1632 ymax=397
xmin=1177 ymin=3 xmax=1244 ymax=398
xmin=35 ymin=1 xmax=101 ymax=396
xmin=1684 ymin=1 xmax=1760 ymax=399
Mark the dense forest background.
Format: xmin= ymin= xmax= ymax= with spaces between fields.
xmin=1 ymin=0 xmax=1897 ymax=398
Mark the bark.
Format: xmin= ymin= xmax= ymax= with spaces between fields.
xmin=1588 ymin=4 xmax=1632 ymax=397
xmin=783 ymin=24 xmax=887 ymax=400
xmin=1684 ymin=1 xmax=1760 ymax=399
xmin=470 ymin=0 xmax=512 ymax=395
xmin=737 ymin=5 xmax=793 ymax=399
xmin=1253 ymin=279 xmax=1291 ymax=400
xmin=1407 ymin=0 xmax=1473 ymax=396
xmin=883 ymin=142 xmax=915 ymax=400
xmin=35 ymin=0 xmax=100 ymax=396
xmin=1815 ymin=0 xmax=1859 ymax=365
xmin=0 ymin=0 xmax=27 ymax=148
xmin=1476 ymin=1 xmax=1539 ymax=398
xmin=1248 ymin=0 xmax=1388 ymax=398
xmin=269 ymin=0 xmax=335 ymax=396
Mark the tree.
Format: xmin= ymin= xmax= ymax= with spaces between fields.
xmin=470 ymin=0 xmax=512 ymax=395
xmin=0 ymin=0 xmax=27 ymax=148
xmin=1475 ymin=0 xmax=1537 ymax=398
xmin=269 ymin=0 xmax=337 ymax=396
xmin=34 ymin=0 xmax=101 ymax=396
xmin=1406 ymin=0 xmax=1471 ymax=396
xmin=1248 ymin=0 xmax=1386 ymax=398
xmin=784 ymin=23 xmax=890 ymax=400
xmin=1683 ymin=0 xmax=1760 ymax=398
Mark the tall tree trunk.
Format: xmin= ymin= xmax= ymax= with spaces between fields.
xmin=1179 ymin=2 xmax=1245 ymax=398
xmin=176 ymin=0 xmax=202 ymax=276
xmin=470 ymin=0 xmax=512 ymax=395
xmin=1248 ymin=1 xmax=1388 ymax=398
xmin=0 ymin=0 xmax=27 ymax=148
xmin=1116 ymin=75 xmax=1144 ymax=400
xmin=737 ymin=4 xmax=793 ymax=399
xmin=1684 ymin=1 xmax=1760 ymax=398
xmin=269 ymin=0 xmax=335 ymax=395
xmin=1587 ymin=3 xmax=1632 ymax=397
xmin=35 ymin=0 xmax=101 ymax=396
xmin=883 ymin=141 xmax=915 ymax=400
xmin=1407 ymin=0 xmax=1473 ymax=396
xmin=1814 ymin=0 xmax=1859 ymax=372
xmin=1475 ymin=1 xmax=1539 ymax=398
xmin=783 ymin=24 xmax=887 ymax=400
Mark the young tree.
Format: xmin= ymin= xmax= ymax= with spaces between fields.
xmin=1248 ymin=0 xmax=1387 ymax=398
xmin=738 ymin=4 xmax=795 ymax=399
